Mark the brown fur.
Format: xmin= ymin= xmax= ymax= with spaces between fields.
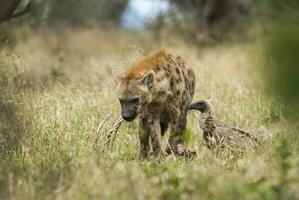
xmin=118 ymin=50 xmax=196 ymax=159
xmin=121 ymin=50 xmax=170 ymax=80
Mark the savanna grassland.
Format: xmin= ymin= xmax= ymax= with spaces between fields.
xmin=0 ymin=29 xmax=298 ymax=199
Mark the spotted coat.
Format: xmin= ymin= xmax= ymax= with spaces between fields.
xmin=118 ymin=50 xmax=195 ymax=158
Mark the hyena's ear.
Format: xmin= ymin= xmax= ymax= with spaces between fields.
xmin=139 ymin=70 xmax=155 ymax=87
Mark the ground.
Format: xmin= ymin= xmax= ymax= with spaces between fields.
xmin=0 ymin=29 xmax=298 ymax=199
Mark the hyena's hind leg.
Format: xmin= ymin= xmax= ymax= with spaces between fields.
xmin=150 ymin=119 xmax=163 ymax=157
xmin=166 ymin=105 xmax=185 ymax=155
xmin=160 ymin=115 xmax=169 ymax=136
xmin=168 ymin=108 xmax=196 ymax=158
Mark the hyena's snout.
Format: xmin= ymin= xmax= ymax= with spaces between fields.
xmin=121 ymin=103 xmax=139 ymax=122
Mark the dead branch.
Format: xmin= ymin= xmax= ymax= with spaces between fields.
xmin=92 ymin=114 xmax=111 ymax=149
xmin=92 ymin=114 xmax=124 ymax=150
xmin=106 ymin=116 xmax=124 ymax=149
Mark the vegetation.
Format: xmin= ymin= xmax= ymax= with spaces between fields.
xmin=0 ymin=0 xmax=299 ymax=199
xmin=0 ymin=29 xmax=298 ymax=199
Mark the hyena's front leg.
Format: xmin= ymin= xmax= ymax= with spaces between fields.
xmin=139 ymin=116 xmax=162 ymax=159
xmin=139 ymin=116 xmax=163 ymax=159
xmin=138 ymin=127 xmax=149 ymax=160
xmin=150 ymin=119 xmax=162 ymax=157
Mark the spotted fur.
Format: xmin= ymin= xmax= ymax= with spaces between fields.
xmin=118 ymin=50 xmax=195 ymax=159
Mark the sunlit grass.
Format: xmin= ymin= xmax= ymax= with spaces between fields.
xmin=0 ymin=29 xmax=298 ymax=199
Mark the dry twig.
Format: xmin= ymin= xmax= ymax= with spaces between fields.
xmin=105 ymin=116 xmax=124 ymax=149
xmin=92 ymin=114 xmax=112 ymax=149
xmin=92 ymin=114 xmax=124 ymax=150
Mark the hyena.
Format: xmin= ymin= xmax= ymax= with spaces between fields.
xmin=117 ymin=50 xmax=195 ymax=159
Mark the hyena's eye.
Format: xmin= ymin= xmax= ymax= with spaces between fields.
xmin=131 ymin=98 xmax=140 ymax=104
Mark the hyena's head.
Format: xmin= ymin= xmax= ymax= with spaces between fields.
xmin=117 ymin=70 xmax=155 ymax=122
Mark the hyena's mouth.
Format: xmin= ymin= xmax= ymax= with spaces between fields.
xmin=121 ymin=102 xmax=142 ymax=122
xmin=123 ymin=116 xmax=136 ymax=122
xmin=122 ymin=109 xmax=139 ymax=122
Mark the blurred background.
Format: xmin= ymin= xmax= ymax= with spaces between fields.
xmin=1 ymin=0 xmax=298 ymax=111
xmin=0 ymin=0 xmax=296 ymax=44
xmin=1 ymin=0 xmax=254 ymax=46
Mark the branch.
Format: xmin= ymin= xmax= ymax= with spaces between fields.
xmin=106 ymin=116 xmax=123 ymax=149
xmin=92 ymin=115 xmax=124 ymax=150
xmin=92 ymin=114 xmax=112 ymax=149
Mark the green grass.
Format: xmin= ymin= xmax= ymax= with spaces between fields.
xmin=0 ymin=29 xmax=298 ymax=199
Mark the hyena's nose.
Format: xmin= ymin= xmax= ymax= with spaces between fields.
xmin=122 ymin=112 xmax=135 ymax=122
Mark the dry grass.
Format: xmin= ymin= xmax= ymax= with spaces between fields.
xmin=0 ymin=28 xmax=298 ymax=200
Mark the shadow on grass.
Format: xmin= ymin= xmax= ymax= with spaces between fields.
xmin=0 ymin=93 xmax=24 ymax=198
xmin=0 ymin=96 xmax=23 ymax=153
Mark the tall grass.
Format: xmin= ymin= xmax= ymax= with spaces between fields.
xmin=0 ymin=29 xmax=298 ymax=199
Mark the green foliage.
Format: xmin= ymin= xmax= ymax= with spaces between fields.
xmin=261 ymin=23 xmax=299 ymax=103
xmin=255 ymin=0 xmax=299 ymax=16
xmin=0 ymin=23 xmax=18 ymax=48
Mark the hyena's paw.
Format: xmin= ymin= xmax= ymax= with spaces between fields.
xmin=165 ymin=144 xmax=197 ymax=159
